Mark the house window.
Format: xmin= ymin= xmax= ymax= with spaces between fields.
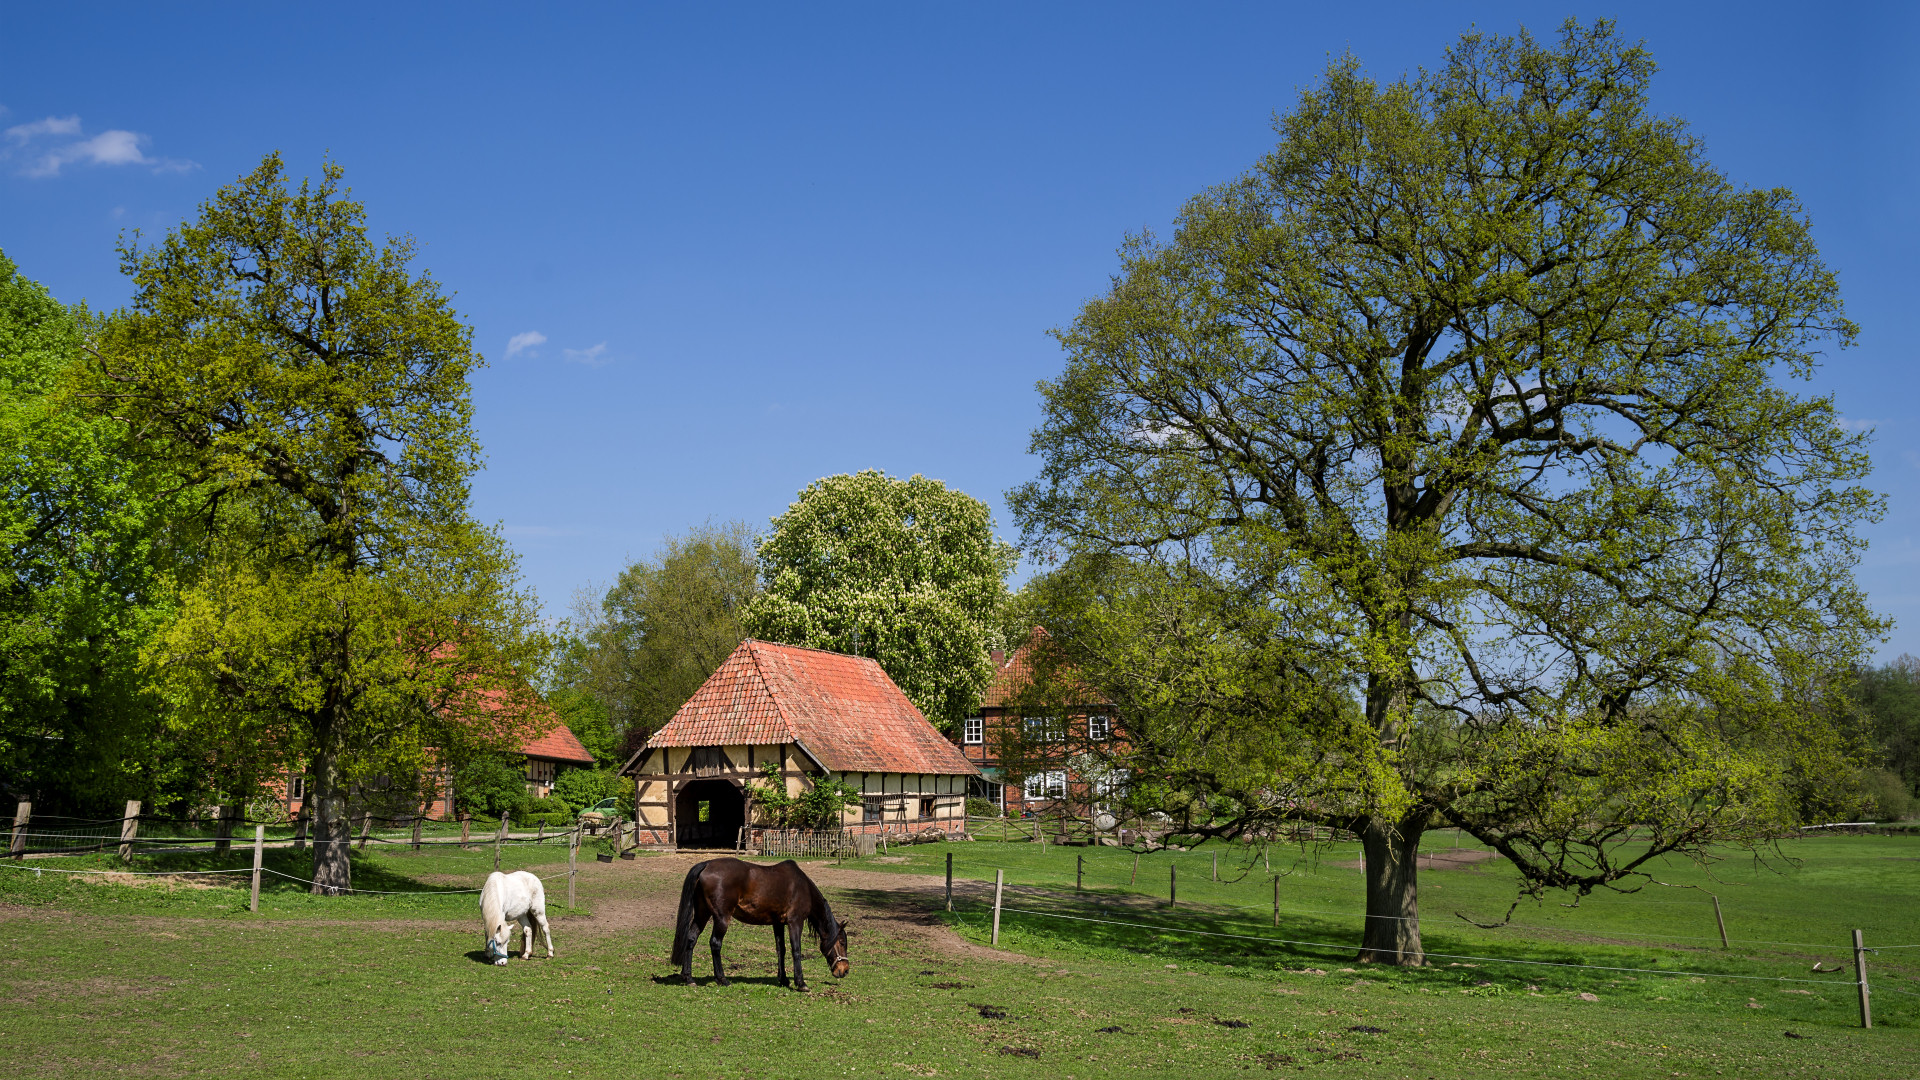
xmin=967 ymin=777 xmax=1003 ymax=810
xmin=289 ymin=775 xmax=304 ymax=800
xmin=1024 ymin=716 xmax=1062 ymax=743
xmin=1096 ymin=768 xmax=1129 ymax=799
xmin=963 ymin=717 xmax=984 ymax=745
xmin=1087 ymin=714 xmax=1112 ymax=741
xmin=1024 ymin=771 xmax=1067 ymax=801
xmin=919 ymin=797 xmax=936 ymax=819
xmin=863 ymin=799 xmax=881 ymax=822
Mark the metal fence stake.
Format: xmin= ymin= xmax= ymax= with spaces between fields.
xmin=1273 ymin=875 xmax=1280 ymax=926
xmin=1170 ymin=863 xmax=1177 ymax=906
xmin=1077 ymin=853 xmax=1084 ymax=892
xmin=946 ymin=852 xmax=953 ymax=912
xmin=249 ymin=825 xmax=265 ymax=913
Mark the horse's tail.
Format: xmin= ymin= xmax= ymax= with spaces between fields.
xmin=669 ymin=861 xmax=710 ymax=966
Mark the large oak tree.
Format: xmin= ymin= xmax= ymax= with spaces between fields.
xmin=90 ymin=156 xmax=545 ymax=893
xmin=1009 ymin=22 xmax=1883 ymax=964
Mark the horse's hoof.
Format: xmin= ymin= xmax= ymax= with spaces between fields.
xmin=493 ymin=959 xmax=508 ymax=967
xmin=793 ymin=984 xmax=810 ymax=993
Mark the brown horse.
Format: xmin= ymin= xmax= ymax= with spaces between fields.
xmin=670 ymin=857 xmax=850 ymax=990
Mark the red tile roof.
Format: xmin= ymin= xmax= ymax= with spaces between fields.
xmin=983 ymin=627 xmax=1110 ymax=709
xmin=638 ymin=640 xmax=979 ymax=776
xmin=521 ymin=721 xmax=597 ymax=766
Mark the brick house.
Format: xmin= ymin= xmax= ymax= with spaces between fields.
xmin=953 ymin=628 xmax=1120 ymax=818
xmin=277 ymin=720 xmax=595 ymax=821
xmin=618 ymin=639 xmax=980 ymax=849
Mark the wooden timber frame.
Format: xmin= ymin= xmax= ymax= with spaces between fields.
xmin=623 ymin=741 xmax=971 ymax=849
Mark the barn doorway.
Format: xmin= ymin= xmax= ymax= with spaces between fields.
xmin=675 ymin=778 xmax=745 ymax=849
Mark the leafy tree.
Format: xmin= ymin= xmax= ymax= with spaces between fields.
xmin=560 ymin=520 xmax=760 ymax=754
xmin=0 ymin=250 xmax=182 ymax=813
xmin=747 ymin=470 xmax=1016 ymax=729
xmin=748 ymin=761 xmax=862 ymax=828
xmin=1853 ymin=655 xmax=1920 ymax=797
xmin=451 ymin=754 xmax=532 ymax=820
xmin=1009 ymin=22 xmax=1883 ymax=964
xmin=89 ymin=154 xmax=547 ymax=893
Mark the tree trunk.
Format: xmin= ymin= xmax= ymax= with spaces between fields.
xmin=1356 ymin=813 xmax=1424 ymax=965
xmin=308 ymin=751 xmax=352 ymax=895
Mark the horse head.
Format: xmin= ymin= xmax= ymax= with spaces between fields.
xmin=824 ymin=917 xmax=852 ymax=978
xmin=485 ymin=934 xmax=510 ymax=966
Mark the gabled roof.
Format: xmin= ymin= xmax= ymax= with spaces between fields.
xmin=633 ymin=640 xmax=979 ymax=777
xmin=983 ymin=627 xmax=1111 ymax=710
xmin=521 ymin=722 xmax=596 ymax=766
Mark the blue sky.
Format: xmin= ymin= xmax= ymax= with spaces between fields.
xmin=4 ymin=3 xmax=1917 ymax=656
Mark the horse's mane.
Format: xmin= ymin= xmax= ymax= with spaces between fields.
xmin=802 ymin=875 xmax=838 ymax=942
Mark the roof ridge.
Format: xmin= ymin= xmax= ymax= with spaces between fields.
xmin=742 ymin=637 xmax=880 ymax=664
xmin=744 ymin=640 xmax=803 ymax=745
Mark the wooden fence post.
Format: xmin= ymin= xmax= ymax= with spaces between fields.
xmin=1712 ymin=894 xmax=1729 ymax=949
xmin=1212 ymin=851 xmax=1218 ymax=882
xmin=536 ymin=821 xmax=546 ymax=843
xmin=991 ymin=869 xmax=1004 ymax=947
xmin=9 ymin=801 xmax=29 ymax=860
xmin=249 ymin=825 xmax=265 ymax=913
xmin=946 ymin=852 xmax=953 ymax=912
xmin=459 ymin=814 xmax=471 ymax=851
xmin=356 ymin=813 xmax=372 ymax=851
xmin=1076 ymin=853 xmax=1083 ymax=892
xmin=1170 ymin=863 xmax=1177 ymax=906
xmin=568 ymin=825 xmax=579 ymax=909
xmin=213 ymin=805 xmax=231 ymax=856
xmin=495 ymin=813 xmax=509 ymax=872
xmin=1130 ymin=852 xmax=1139 ymax=886
xmin=1855 ymin=929 xmax=1873 ymax=1029
xmin=411 ymin=815 xmax=423 ymax=852
xmin=119 ymin=800 xmax=141 ymax=863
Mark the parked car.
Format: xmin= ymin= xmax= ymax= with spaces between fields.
xmin=577 ymin=798 xmax=621 ymax=827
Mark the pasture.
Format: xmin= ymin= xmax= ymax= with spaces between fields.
xmin=0 ymin=831 xmax=1915 ymax=1078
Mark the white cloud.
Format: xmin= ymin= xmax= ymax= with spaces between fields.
xmin=4 ymin=115 xmax=195 ymax=178
xmin=563 ymin=342 xmax=611 ymax=367
xmin=505 ymin=330 xmax=546 ymax=358
xmin=5 ymin=115 xmax=81 ymax=141
xmin=1838 ymin=417 xmax=1883 ymax=432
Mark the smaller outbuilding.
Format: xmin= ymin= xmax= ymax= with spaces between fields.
xmin=618 ymin=639 xmax=980 ymax=849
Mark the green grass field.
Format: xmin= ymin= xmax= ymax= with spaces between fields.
xmin=0 ymin=831 xmax=1914 ymax=1078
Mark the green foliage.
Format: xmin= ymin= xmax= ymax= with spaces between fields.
xmin=1008 ymin=21 xmax=1884 ymax=960
xmin=558 ymin=520 xmax=759 ymax=750
xmin=965 ymin=797 xmax=1001 ymax=819
xmin=452 ymin=755 xmax=530 ymax=819
xmin=0 ymin=250 xmax=184 ymax=813
xmin=551 ymin=766 xmax=629 ymax=815
xmin=1858 ymin=768 xmax=1914 ymax=822
xmin=749 ymin=761 xmax=862 ymax=828
xmin=89 ymin=153 xmax=548 ymax=890
xmin=747 ymin=470 xmax=1015 ymax=728
xmin=1853 ymin=655 xmax=1920 ymax=797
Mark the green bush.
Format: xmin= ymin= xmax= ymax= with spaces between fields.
xmin=966 ymin=797 xmax=1001 ymax=819
xmin=1860 ymin=768 xmax=1915 ymax=822
xmin=553 ymin=767 xmax=630 ymax=815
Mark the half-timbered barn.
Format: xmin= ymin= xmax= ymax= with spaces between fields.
xmin=617 ymin=639 xmax=980 ymax=848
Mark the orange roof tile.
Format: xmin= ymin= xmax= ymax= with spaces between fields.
xmin=635 ymin=640 xmax=979 ymax=777
xmin=521 ymin=722 xmax=597 ymax=766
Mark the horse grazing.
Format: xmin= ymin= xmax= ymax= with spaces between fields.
xmin=480 ymin=870 xmax=554 ymax=965
xmin=670 ymin=858 xmax=849 ymax=990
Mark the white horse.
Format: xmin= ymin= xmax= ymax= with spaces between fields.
xmin=480 ymin=870 xmax=553 ymax=965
